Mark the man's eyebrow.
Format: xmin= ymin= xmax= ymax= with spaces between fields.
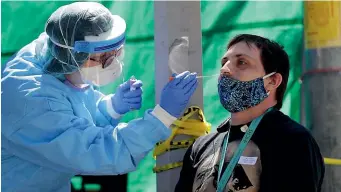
xmin=235 ymin=53 xmax=253 ymax=59
xmin=221 ymin=53 xmax=252 ymax=60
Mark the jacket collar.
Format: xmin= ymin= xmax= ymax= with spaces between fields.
xmin=217 ymin=117 xmax=231 ymax=133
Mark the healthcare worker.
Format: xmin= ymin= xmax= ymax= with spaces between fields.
xmin=1 ymin=2 xmax=198 ymax=192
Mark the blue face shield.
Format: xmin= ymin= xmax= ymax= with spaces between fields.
xmin=217 ymin=72 xmax=275 ymax=113
xmin=49 ymin=33 xmax=125 ymax=54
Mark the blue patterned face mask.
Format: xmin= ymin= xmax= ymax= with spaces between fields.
xmin=218 ymin=72 xmax=275 ymax=113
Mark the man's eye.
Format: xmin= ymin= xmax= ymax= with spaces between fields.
xmin=237 ymin=59 xmax=247 ymax=65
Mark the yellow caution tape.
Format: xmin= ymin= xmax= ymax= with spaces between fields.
xmin=156 ymin=138 xmax=197 ymax=146
xmin=153 ymin=162 xmax=183 ymax=173
xmin=153 ymin=106 xmax=211 ymax=173
xmin=168 ymin=139 xmax=196 ymax=148
xmin=324 ymin=158 xmax=341 ymax=165
xmin=153 ymin=106 xmax=211 ymax=157
xmin=156 ymin=138 xmax=196 ymax=152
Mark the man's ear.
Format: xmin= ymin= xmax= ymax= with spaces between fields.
xmin=265 ymin=73 xmax=282 ymax=91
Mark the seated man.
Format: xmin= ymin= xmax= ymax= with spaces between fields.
xmin=175 ymin=34 xmax=325 ymax=192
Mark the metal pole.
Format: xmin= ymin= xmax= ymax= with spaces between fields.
xmin=304 ymin=2 xmax=341 ymax=191
xmin=154 ymin=1 xmax=203 ymax=192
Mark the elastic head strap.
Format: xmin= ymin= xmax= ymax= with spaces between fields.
xmin=263 ymin=72 xmax=276 ymax=79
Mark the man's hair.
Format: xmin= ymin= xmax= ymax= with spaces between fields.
xmin=227 ymin=34 xmax=290 ymax=109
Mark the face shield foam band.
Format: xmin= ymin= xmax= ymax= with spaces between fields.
xmin=49 ymin=33 xmax=126 ymax=54
xmin=76 ymin=33 xmax=125 ymax=53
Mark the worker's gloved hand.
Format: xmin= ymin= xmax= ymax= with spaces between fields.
xmin=112 ymin=79 xmax=143 ymax=115
xmin=160 ymin=71 xmax=198 ymax=118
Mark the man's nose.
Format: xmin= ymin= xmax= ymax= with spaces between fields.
xmin=220 ymin=63 xmax=231 ymax=76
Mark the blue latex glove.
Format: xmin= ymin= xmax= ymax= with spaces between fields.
xmin=112 ymin=79 xmax=143 ymax=115
xmin=160 ymin=71 xmax=198 ymax=118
